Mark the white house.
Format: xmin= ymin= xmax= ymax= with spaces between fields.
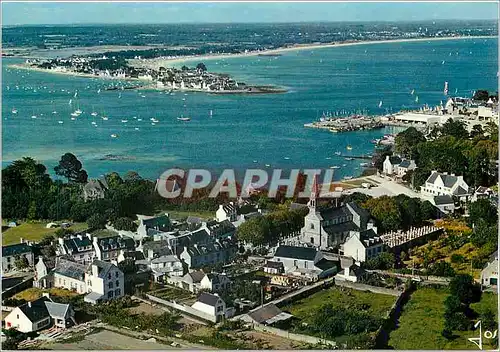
xmin=167 ymin=270 xmax=205 ymax=293
xmin=147 ymin=255 xmax=184 ymax=282
xmin=383 ymin=156 xmax=417 ymax=177
xmin=191 ymin=292 xmax=233 ymax=322
xmin=472 ymin=186 xmax=496 ymax=202
xmin=335 ymin=256 xmax=365 ymax=283
xmin=481 ymin=251 xmax=498 ymax=288
xmin=4 ymin=295 xmax=75 ymax=333
xmin=84 ymin=260 xmax=125 ymax=304
xmin=272 ymin=245 xmax=337 ymax=280
xmin=341 ymin=229 xmax=385 ymax=263
xmin=216 ymin=202 xmax=238 ymax=222
xmin=420 ymin=171 xmax=470 ymax=201
xmin=57 ymin=233 xmax=95 ymax=265
xmin=263 ymin=261 xmax=284 ymax=275
xmin=200 ymin=273 xmax=231 ymax=292
xmin=93 ymin=235 xmax=136 ymax=262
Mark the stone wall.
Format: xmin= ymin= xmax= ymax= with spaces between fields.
xmin=145 ymin=293 xmax=217 ymax=323
xmin=334 ymin=278 xmax=401 ymax=296
xmin=253 ymin=322 xmax=337 ymax=347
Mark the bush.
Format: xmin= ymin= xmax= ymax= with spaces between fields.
xmin=450 ymin=253 xmax=465 ymax=264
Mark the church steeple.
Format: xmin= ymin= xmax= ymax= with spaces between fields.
xmin=308 ymin=174 xmax=319 ymax=210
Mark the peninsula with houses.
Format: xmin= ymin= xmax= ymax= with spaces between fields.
xmin=20 ymin=57 xmax=287 ymax=94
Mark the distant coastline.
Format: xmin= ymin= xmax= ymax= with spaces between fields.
xmin=130 ymin=35 xmax=496 ymax=69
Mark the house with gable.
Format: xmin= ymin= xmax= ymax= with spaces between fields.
xmin=57 ymin=233 xmax=95 ymax=264
xmin=216 ymin=202 xmax=238 ymax=222
xmin=137 ymin=213 xmax=172 ymax=238
xmin=167 ymin=270 xmax=206 ymax=293
xmin=300 ymin=176 xmax=375 ymax=250
xmin=84 ymin=260 xmax=125 ymax=304
xmin=191 ymin=292 xmax=233 ymax=322
xmin=382 ymin=155 xmax=417 ymax=177
xmin=480 ymin=251 xmax=498 ymax=288
xmin=4 ymin=294 xmax=75 ymax=333
xmin=341 ymin=229 xmax=385 ymax=263
xmin=93 ymin=234 xmax=136 ymax=262
xmin=179 ymin=237 xmax=238 ymax=270
xmin=200 ymin=273 xmax=231 ymax=292
xmin=421 ymin=171 xmax=470 ymax=202
xmin=2 ymin=243 xmax=34 ymax=273
xmin=83 ymin=178 xmax=108 ymax=202
xmin=271 ymin=245 xmax=337 ymax=280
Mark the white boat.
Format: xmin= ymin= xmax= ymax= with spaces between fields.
xmin=209 ymin=110 xmax=213 ymax=117
xmin=70 ymin=112 xmax=79 ymax=117
xmin=410 ymin=89 xmax=415 ymax=95
xmin=111 ymin=134 xmax=118 ymax=138
xmin=71 ymin=117 xmax=76 ymax=120
xmin=91 ymin=122 xmax=97 ymax=125
xmin=31 ymin=115 xmax=37 ymax=119
xmin=284 ymin=157 xmax=290 ymax=160
xmin=378 ymin=100 xmax=383 ymax=108
xmin=360 ymin=162 xmax=369 ymax=167
xmin=177 ymin=117 xmax=191 ymax=121
xmin=345 ymin=157 xmax=354 ymax=161
xmin=11 ymin=108 xmax=18 ymax=114
xmin=151 ymin=122 xmax=156 ymax=125
xmin=343 ymin=176 xmax=354 ymax=180
xmin=121 ymin=120 xmax=128 ymax=123
xmin=334 ymin=151 xmax=341 ymax=156
xmin=330 ymin=165 xmax=340 ymax=169
xmin=68 ymin=99 xmax=72 ymax=105
xmin=75 ymin=109 xmax=82 ymax=115
xmin=52 ymin=111 xmax=57 ymax=114
xmin=137 ymin=118 xmax=142 ymax=122
xmin=134 ymin=128 xmax=140 ymax=131
xmin=101 ymin=117 xmax=109 ymax=121
xmin=326 ymin=157 xmax=332 ymax=160
xmin=91 ymin=112 xmax=98 ymax=116
xmin=253 ymin=160 xmax=258 ymax=163
xmin=58 ymin=121 xmax=63 ymax=124
xmin=441 ymin=60 xmax=445 ymax=65
xmin=265 ymin=164 xmax=271 ymax=167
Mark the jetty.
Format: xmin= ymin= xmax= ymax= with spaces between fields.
xmin=304 ymin=115 xmax=384 ymax=133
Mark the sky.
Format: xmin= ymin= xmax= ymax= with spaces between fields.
xmin=2 ymin=2 xmax=499 ymax=26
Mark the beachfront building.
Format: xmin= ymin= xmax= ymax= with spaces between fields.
xmin=382 ymin=155 xmax=417 ymax=177
xmin=420 ymin=171 xmax=470 ymax=202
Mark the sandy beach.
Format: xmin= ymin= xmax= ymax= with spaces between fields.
xmin=130 ymin=35 xmax=496 ymax=69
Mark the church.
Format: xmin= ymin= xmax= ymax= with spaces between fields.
xmin=299 ymin=177 xmax=376 ymax=251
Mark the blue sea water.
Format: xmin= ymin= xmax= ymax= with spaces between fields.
xmin=2 ymin=38 xmax=498 ymax=180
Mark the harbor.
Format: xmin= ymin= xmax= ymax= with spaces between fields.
xmin=304 ymin=114 xmax=385 ymax=133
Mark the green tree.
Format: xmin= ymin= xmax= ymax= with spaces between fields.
xmin=105 ymin=172 xmax=123 ymax=190
xmin=468 ymin=198 xmax=497 ymax=227
xmin=54 ymin=153 xmax=88 ymax=183
xmin=113 ymin=217 xmax=137 ymax=231
xmin=196 ymin=62 xmax=207 ymax=71
xmin=14 ymin=255 xmax=29 ymax=270
xmin=362 ymin=196 xmax=402 ymax=232
xmin=470 ymin=124 xmax=485 ymax=139
xmin=439 ymin=119 xmax=469 ymax=139
xmin=394 ymin=127 xmax=426 ymax=158
xmin=420 ymin=200 xmax=436 ymax=220
xmin=427 ymin=261 xmax=455 ymax=277
xmin=236 ymin=217 xmax=271 ymax=246
xmin=449 ymin=274 xmax=481 ymax=305
xmin=87 ymin=213 xmax=107 ymax=229
xmin=473 ymin=90 xmax=490 ymax=101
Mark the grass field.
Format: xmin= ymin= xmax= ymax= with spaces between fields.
xmin=2 ymin=221 xmax=88 ymax=245
xmin=160 ymin=210 xmax=215 ymax=221
xmin=388 ymin=287 xmax=498 ymax=350
xmin=12 ymin=287 xmax=80 ymax=301
xmin=283 ymin=286 xmax=396 ymax=319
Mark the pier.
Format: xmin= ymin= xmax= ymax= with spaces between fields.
xmin=304 ymin=115 xmax=384 ymax=133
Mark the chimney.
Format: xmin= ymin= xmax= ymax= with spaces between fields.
xmin=20 ymin=237 xmax=24 ymax=244
xmin=450 ymin=173 xmax=455 ymax=177
xmin=58 ymin=237 xmax=64 ymax=246
xmin=92 ymin=264 xmax=99 ymax=277
xmin=27 ymin=301 xmax=31 ymax=308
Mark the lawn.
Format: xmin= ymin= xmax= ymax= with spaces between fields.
xmin=2 ymin=221 xmax=88 ymax=246
xmin=388 ymin=288 xmax=498 ymax=350
xmin=161 ymin=210 xmax=215 ymax=221
xmin=150 ymin=286 xmax=194 ymax=301
xmin=282 ymin=286 xmax=396 ymax=319
xmin=12 ymin=287 xmax=80 ymax=301
xmin=280 ymin=286 xmax=396 ymax=346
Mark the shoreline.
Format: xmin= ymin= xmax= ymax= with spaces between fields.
xmin=131 ymin=35 xmax=496 ymax=69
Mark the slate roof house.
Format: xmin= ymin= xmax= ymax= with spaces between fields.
xmin=215 ymin=202 xmax=238 ymax=222
xmin=191 ymin=292 xmax=234 ymax=322
xmin=2 ymin=243 xmax=34 ymax=273
xmin=481 ymin=251 xmax=498 ymax=288
xmin=382 ymin=155 xmax=416 ymax=177
xmin=431 ymin=195 xmax=456 ymax=215
xmin=167 ymin=270 xmax=206 ymax=293
xmin=341 ymin=229 xmax=385 ymax=263
xmin=242 ymin=303 xmax=293 ymax=326
xmin=4 ymin=294 xmax=75 ymax=333
xmin=137 ymin=214 xmax=172 ymax=238
xmin=300 ymin=177 xmax=376 ymax=250
xmin=272 ymin=245 xmax=337 ymax=280
xmin=179 ymin=237 xmax=238 ymax=270
xmin=421 ymin=171 xmax=470 ymax=202
xmin=57 ymin=233 xmax=95 ymax=264
xmin=93 ymin=235 xmax=136 ymax=262
xmin=82 ymin=179 xmax=108 ymax=202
